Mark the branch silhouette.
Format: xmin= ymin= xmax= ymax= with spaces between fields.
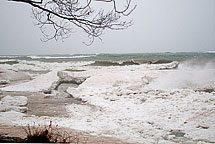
xmin=9 ymin=0 xmax=136 ymax=44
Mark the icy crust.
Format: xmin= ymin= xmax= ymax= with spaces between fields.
xmin=1 ymin=96 xmax=28 ymax=106
xmin=64 ymin=66 xmax=215 ymax=143
xmin=0 ymin=70 xmax=60 ymax=92
xmin=0 ymin=69 xmax=31 ymax=82
xmin=5 ymin=64 xmax=214 ymax=143
xmin=64 ymin=92 xmax=215 ymax=144
xmin=0 ymin=60 xmax=93 ymax=72
xmin=0 ymin=69 xmax=89 ymax=93
xmin=0 ymin=61 xmax=215 ymax=143
xmin=0 ymin=96 xmax=28 ymax=114
xmin=0 ymin=111 xmax=26 ymax=125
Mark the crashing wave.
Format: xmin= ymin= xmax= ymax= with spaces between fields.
xmin=151 ymin=61 xmax=179 ymax=70
xmin=89 ymin=60 xmax=139 ymax=66
xmin=0 ymin=60 xmax=19 ymax=65
xmin=89 ymin=60 xmax=176 ymax=67
xmin=147 ymin=60 xmax=215 ymax=91
xmin=204 ymin=51 xmax=215 ymax=53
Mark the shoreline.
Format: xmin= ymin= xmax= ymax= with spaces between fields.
xmin=0 ymin=57 xmax=215 ymax=143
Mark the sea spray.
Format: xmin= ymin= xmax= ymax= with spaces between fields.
xmin=147 ymin=60 xmax=215 ymax=91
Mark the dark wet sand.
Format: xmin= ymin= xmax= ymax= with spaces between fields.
xmin=0 ymin=125 xmax=134 ymax=144
xmin=0 ymin=91 xmax=82 ymax=117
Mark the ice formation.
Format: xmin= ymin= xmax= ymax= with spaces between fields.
xmin=0 ymin=96 xmax=28 ymax=113
xmin=0 ymin=60 xmax=214 ymax=144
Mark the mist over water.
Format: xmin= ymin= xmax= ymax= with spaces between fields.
xmin=148 ymin=60 xmax=215 ymax=91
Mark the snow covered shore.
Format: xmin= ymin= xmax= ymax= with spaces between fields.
xmin=0 ymin=60 xmax=215 ymax=144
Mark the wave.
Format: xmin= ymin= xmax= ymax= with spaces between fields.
xmin=147 ymin=60 xmax=215 ymax=91
xmin=0 ymin=55 xmax=23 ymax=58
xmin=89 ymin=59 xmax=175 ymax=66
xmin=204 ymin=51 xmax=215 ymax=53
xmin=0 ymin=60 xmax=19 ymax=65
xmin=89 ymin=60 xmax=140 ymax=66
xmin=150 ymin=60 xmax=173 ymax=64
xmin=28 ymin=54 xmax=97 ymax=59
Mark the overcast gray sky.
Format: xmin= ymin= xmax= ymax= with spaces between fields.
xmin=0 ymin=0 xmax=214 ymax=55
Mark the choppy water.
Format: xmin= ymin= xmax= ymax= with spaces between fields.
xmin=1 ymin=52 xmax=215 ymax=64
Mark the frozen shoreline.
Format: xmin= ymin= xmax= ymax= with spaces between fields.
xmin=0 ymin=60 xmax=215 ymax=143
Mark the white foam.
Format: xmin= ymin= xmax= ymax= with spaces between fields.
xmin=147 ymin=61 xmax=215 ymax=91
xmin=204 ymin=51 xmax=215 ymax=53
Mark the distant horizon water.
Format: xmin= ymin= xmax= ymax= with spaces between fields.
xmin=0 ymin=52 xmax=215 ymax=64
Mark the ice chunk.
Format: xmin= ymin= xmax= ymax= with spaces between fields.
xmin=1 ymin=96 xmax=28 ymax=106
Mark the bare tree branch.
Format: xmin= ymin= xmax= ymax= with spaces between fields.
xmin=8 ymin=0 xmax=136 ymax=44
